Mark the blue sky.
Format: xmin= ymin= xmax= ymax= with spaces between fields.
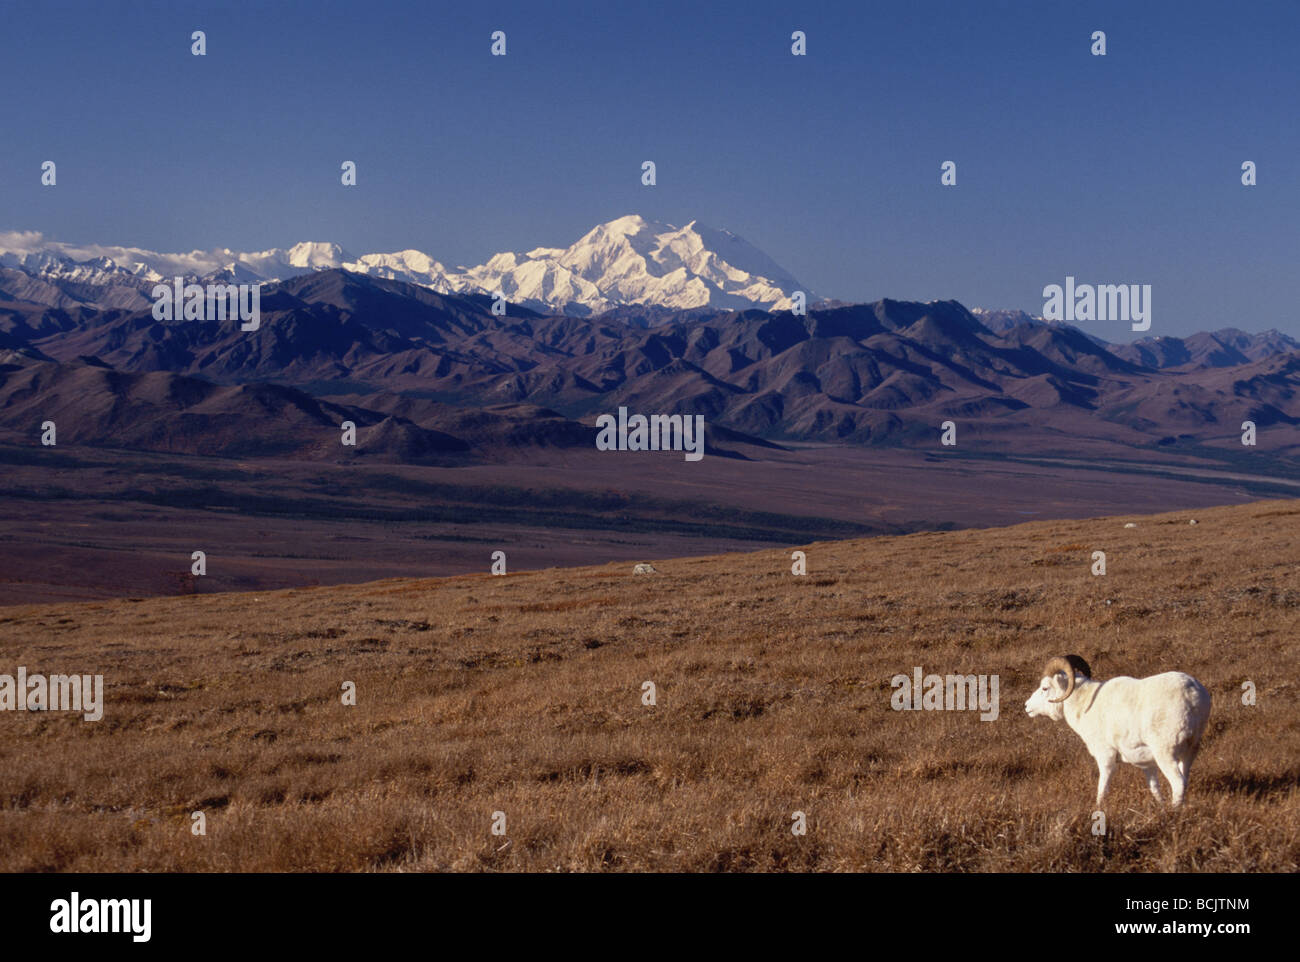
xmin=2 ymin=0 xmax=1296 ymax=339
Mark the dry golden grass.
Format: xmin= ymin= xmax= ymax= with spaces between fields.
xmin=0 ymin=500 xmax=1297 ymax=872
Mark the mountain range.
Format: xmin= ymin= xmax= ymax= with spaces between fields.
xmin=0 ymin=215 xmax=809 ymax=317
xmin=2 ymin=218 xmax=1300 ymax=463
xmin=2 ymin=270 xmax=1299 ymax=461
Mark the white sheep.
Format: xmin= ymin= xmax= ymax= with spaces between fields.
xmin=1024 ymin=655 xmax=1211 ymax=807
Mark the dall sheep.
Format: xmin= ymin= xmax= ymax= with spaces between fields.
xmin=1024 ymin=655 xmax=1211 ymax=807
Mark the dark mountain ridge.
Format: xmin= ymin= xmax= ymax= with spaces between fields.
xmin=2 ymin=268 xmax=1299 ymax=456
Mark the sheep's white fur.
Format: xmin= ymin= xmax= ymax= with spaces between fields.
xmin=1024 ymin=659 xmax=1211 ymax=807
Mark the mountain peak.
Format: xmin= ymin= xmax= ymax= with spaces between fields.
xmin=0 ymin=218 xmax=810 ymax=315
xmin=285 ymin=242 xmax=352 ymax=268
xmin=601 ymin=214 xmax=655 ymax=234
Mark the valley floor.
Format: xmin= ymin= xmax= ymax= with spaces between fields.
xmin=0 ymin=440 xmax=1285 ymax=605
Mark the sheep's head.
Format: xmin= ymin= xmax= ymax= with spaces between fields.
xmin=1024 ymin=654 xmax=1092 ymax=720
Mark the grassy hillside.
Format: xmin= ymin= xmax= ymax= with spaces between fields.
xmin=1 ymin=500 xmax=1296 ymax=871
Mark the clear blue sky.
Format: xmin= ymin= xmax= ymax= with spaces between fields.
xmin=2 ymin=0 xmax=1296 ymax=340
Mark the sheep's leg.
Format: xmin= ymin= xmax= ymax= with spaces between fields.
xmin=1173 ymin=749 xmax=1195 ymax=797
xmin=1142 ymin=766 xmax=1163 ymax=802
xmin=1154 ymin=750 xmax=1187 ymax=807
xmin=1095 ymin=752 xmax=1118 ymax=807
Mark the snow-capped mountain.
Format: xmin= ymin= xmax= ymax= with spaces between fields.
xmin=0 ymin=216 xmax=811 ymax=315
xmin=457 ymin=215 xmax=809 ymax=313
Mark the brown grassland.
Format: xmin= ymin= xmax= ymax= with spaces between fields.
xmin=0 ymin=499 xmax=1297 ymax=872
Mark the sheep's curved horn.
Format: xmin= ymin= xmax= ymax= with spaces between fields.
xmin=1044 ymin=656 xmax=1077 ymax=703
